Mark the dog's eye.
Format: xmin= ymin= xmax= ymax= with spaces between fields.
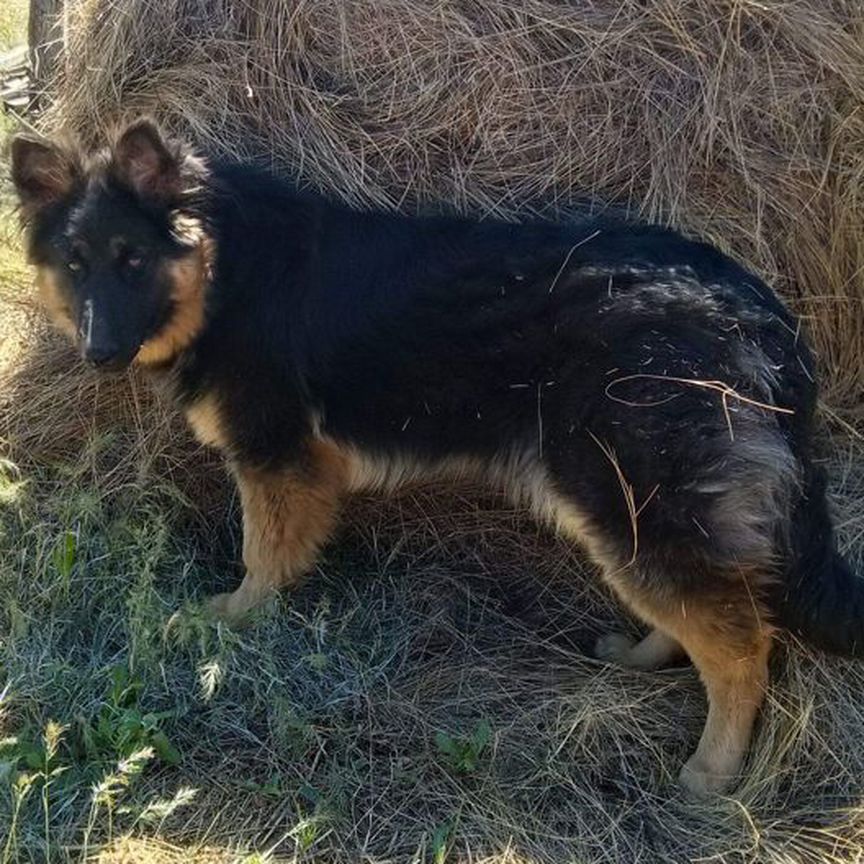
xmin=127 ymin=255 xmax=144 ymax=269
xmin=67 ymin=259 xmax=82 ymax=273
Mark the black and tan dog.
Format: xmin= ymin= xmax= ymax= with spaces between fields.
xmin=10 ymin=119 xmax=863 ymax=795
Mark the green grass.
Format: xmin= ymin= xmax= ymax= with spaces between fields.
xmin=0 ymin=0 xmax=26 ymax=53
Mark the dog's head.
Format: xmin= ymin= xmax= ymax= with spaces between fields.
xmin=11 ymin=119 xmax=211 ymax=370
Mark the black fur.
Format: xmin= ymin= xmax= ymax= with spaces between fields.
xmin=183 ymin=161 xmax=863 ymax=653
xmin=776 ymin=463 xmax=864 ymax=656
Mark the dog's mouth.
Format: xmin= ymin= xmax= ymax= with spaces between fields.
xmin=78 ymin=343 xmax=137 ymax=373
xmin=75 ymin=302 xmax=169 ymax=372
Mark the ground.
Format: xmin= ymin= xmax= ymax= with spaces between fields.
xmin=3 ymin=9 xmax=864 ymax=863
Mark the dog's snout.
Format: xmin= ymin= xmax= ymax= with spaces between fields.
xmin=79 ymin=297 xmax=124 ymax=369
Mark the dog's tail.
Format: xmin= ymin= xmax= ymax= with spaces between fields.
xmin=769 ymin=464 xmax=864 ymax=657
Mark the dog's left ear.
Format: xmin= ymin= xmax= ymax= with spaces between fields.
xmin=11 ymin=136 xmax=79 ymax=216
xmin=113 ymin=119 xmax=180 ymax=201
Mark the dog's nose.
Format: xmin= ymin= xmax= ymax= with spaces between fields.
xmin=84 ymin=343 xmax=121 ymax=369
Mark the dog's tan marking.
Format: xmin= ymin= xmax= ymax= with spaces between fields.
xmin=326 ymin=437 xmax=606 ymax=552
xmin=136 ymin=238 xmax=213 ymax=365
xmin=603 ymin=568 xmax=774 ymax=795
xmin=34 ymin=266 xmax=77 ymax=339
xmin=207 ymin=439 xmax=351 ymax=624
xmin=678 ymin=624 xmax=772 ymax=796
xmin=185 ymin=393 xmax=227 ymax=449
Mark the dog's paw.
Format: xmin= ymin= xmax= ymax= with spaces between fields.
xmin=594 ymin=632 xmax=637 ymax=665
xmin=678 ymin=755 xmax=735 ymax=797
xmin=205 ymin=592 xmax=252 ymax=629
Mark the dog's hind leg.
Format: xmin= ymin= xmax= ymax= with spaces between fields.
xmin=604 ymin=568 xmax=775 ymax=796
xmin=207 ymin=439 xmax=349 ymax=625
xmin=676 ymin=614 xmax=773 ymax=796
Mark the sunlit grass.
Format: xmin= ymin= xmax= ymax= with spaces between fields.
xmin=0 ymin=0 xmax=26 ymax=52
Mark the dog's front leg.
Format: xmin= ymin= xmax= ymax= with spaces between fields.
xmin=207 ymin=440 xmax=349 ymax=625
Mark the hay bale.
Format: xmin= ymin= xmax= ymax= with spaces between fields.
xmin=45 ymin=0 xmax=864 ymax=408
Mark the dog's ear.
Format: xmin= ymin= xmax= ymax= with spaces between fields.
xmin=113 ymin=118 xmax=180 ymax=201
xmin=11 ymin=136 xmax=79 ymax=215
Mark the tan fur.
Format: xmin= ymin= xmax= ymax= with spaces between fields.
xmin=35 ymin=266 xmax=77 ymax=340
xmin=136 ymin=238 xmax=213 ymax=365
xmin=678 ymin=625 xmax=772 ymax=796
xmin=207 ymin=439 xmax=351 ymax=623
xmin=184 ymin=394 xmax=228 ymax=449
xmin=338 ymin=445 xmax=483 ymax=493
xmin=326 ymin=437 xmax=604 ymax=552
xmin=543 ymin=490 xmax=611 ymax=568
xmin=602 ymin=568 xmax=775 ymax=795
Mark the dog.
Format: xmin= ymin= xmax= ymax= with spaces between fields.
xmin=11 ymin=118 xmax=862 ymax=796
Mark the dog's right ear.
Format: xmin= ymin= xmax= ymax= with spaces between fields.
xmin=10 ymin=136 xmax=79 ymax=216
xmin=113 ymin=119 xmax=180 ymax=202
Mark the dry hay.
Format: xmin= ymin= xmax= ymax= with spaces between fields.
xmin=2 ymin=1 xmax=864 ymax=862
